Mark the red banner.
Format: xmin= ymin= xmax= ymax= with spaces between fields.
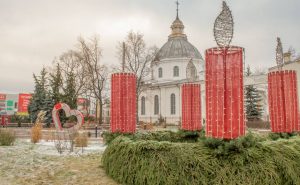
xmin=205 ymin=46 xmax=245 ymax=139
xmin=181 ymin=83 xmax=202 ymax=131
xmin=110 ymin=73 xmax=137 ymax=133
xmin=268 ymin=70 xmax=299 ymax=132
xmin=0 ymin=94 xmax=6 ymax=101
xmin=18 ymin=93 xmax=32 ymax=113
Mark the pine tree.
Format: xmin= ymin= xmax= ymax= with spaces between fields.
xmin=49 ymin=63 xmax=63 ymax=104
xmin=245 ymin=66 xmax=263 ymax=121
xmin=62 ymin=71 xmax=77 ymax=109
xmin=49 ymin=63 xmax=68 ymax=125
xmin=28 ymin=68 xmax=54 ymax=126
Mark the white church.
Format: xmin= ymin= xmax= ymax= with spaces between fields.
xmin=136 ymin=8 xmax=300 ymax=125
xmin=138 ymin=12 xmax=205 ymax=125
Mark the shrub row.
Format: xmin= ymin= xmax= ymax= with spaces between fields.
xmin=102 ymin=130 xmax=204 ymax=145
xmin=102 ymin=134 xmax=300 ymax=185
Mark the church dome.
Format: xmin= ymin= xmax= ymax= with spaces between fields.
xmin=155 ymin=14 xmax=202 ymax=60
xmin=155 ymin=36 xmax=202 ymax=60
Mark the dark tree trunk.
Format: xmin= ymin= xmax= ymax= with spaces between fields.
xmin=98 ymin=98 xmax=103 ymax=125
xmin=136 ymin=95 xmax=139 ymax=125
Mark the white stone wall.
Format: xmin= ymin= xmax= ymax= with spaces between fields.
xmin=139 ymin=55 xmax=300 ymax=124
xmin=139 ymin=85 xmax=181 ymax=124
xmin=139 ymin=72 xmax=277 ymax=124
xmin=151 ymin=58 xmax=203 ymax=82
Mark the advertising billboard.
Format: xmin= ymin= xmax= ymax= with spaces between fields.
xmin=0 ymin=94 xmax=6 ymax=101
xmin=18 ymin=93 xmax=32 ymax=114
xmin=0 ymin=94 xmax=6 ymax=115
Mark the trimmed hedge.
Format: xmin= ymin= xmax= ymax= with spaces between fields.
xmin=102 ymin=134 xmax=300 ymax=185
xmin=102 ymin=130 xmax=204 ymax=145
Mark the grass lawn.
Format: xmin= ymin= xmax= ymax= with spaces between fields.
xmin=0 ymin=139 xmax=117 ymax=185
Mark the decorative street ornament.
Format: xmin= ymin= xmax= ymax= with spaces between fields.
xmin=206 ymin=1 xmax=245 ymax=139
xmin=268 ymin=71 xmax=299 ymax=132
xmin=205 ymin=47 xmax=245 ymax=139
xmin=276 ymin=37 xmax=284 ymax=70
xmin=213 ymin=1 xmax=234 ymax=47
xmin=52 ymin=103 xmax=84 ymax=131
xmin=268 ymin=38 xmax=299 ymax=133
xmin=181 ymin=83 xmax=201 ymax=131
xmin=110 ymin=73 xmax=137 ymax=133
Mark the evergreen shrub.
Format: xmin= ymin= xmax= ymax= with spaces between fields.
xmin=102 ymin=133 xmax=300 ymax=185
xmin=268 ymin=132 xmax=297 ymax=140
xmin=102 ymin=130 xmax=203 ymax=145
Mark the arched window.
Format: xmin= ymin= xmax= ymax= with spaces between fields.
xmin=158 ymin=67 xmax=163 ymax=78
xmin=154 ymin=95 xmax=159 ymax=115
xmin=141 ymin=96 xmax=146 ymax=115
xmin=173 ymin=66 xmax=179 ymax=77
xmin=186 ymin=60 xmax=197 ymax=80
xmin=171 ymin=93 xmax=176 ymax=115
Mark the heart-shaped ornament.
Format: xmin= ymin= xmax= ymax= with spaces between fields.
xmin=52 ymin=103 xmax=84 ymax=131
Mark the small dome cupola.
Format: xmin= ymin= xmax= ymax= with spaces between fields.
xmin=169 ymin=1 xmax=186 ymax=40
xmin=154 ymin=1 xmax=203 ymax=61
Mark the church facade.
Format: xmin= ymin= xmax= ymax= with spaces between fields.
xmin=137 ymin=11 xmax=300 ymax=125
xmin=138 ymin=14 xmax=205 ymax=124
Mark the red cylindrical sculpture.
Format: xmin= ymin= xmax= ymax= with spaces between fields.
xmin=268 ymin=70 xmax=299 ymax=133
xmin=181 ymin=83 xmax=202 ymax=131
xmin=205 ymin=46 xmax=245 ymax=139
xmin=110 ymin=73 xmax=137 ymax=133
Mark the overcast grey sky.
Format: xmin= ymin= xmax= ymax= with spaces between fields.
xmin=0 ymin=0 xmax=299 ymax=93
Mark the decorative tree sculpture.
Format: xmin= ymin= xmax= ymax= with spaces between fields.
xmin=206 ymin=1 xmax=245 ymax=139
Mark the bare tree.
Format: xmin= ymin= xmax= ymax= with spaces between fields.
xmin=77 ymin=36 xmax=108 ymax=125
xmin=57 ymin=50 xmax=87 ymax=98
xmin=117 ymin=31 xmax=158 ymax=123
xmin=288 ymin=46 xmax=300 ymax=60
xmin=253 ymin=67 xmax=267 ymax=75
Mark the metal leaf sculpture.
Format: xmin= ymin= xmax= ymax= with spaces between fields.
xmin=214 ymin=1 xmax=234 ymax=47
xmin=276 ymin=37 xmax=284 ymax=70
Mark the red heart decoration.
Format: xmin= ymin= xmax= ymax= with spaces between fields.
xmin=52 ymin=103 xmax=84 ymax=131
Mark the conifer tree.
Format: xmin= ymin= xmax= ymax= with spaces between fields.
xmin=50 ymin=63 xmax=63 ymax=104
xmin=28 ymin=68 xmax=54 ymax=126
xmin=62 ymin=71 xmax=77 ymax=109
xmin=245 ymin=66 xmax=263 ymax=121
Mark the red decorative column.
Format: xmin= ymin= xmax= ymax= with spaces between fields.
xmin=268 ymin=70 xmax=299 ymax=133
xmin=110 ymin=73 xmax=137 ymax=133
xmin=205 ymin=46 xmax=245 ymax=139
xmin=181 ymin=83 xmax=202 ymax=131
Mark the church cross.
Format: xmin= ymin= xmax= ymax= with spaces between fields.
xmin=176 ymin=0 xmax=179 ymax=18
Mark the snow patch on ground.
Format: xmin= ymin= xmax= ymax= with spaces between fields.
xmin=0 ymin=139 xmax=115 ymax=185
xmin=20 ymin=139 xmax=107 ymax=156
